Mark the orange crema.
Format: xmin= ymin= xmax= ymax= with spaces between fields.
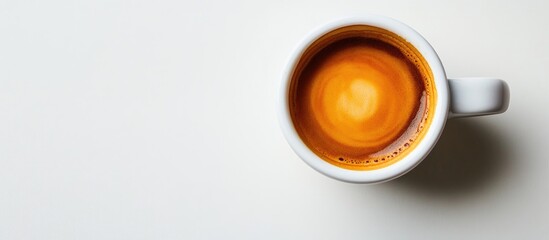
xmin=311 ymin=44 xmax=420 ymax=149
xmin=290 ymin=26 xmax=436 ymax=170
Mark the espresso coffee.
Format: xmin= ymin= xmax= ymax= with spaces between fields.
xmin=289 ymin=26 xmax=436 ymax=170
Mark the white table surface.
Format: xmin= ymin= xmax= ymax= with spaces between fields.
xmin=1 ymin=0 xmax=547 ymax=239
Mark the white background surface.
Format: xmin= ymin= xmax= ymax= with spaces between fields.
xmin=1 ymin=0 xmax=547 ymax=239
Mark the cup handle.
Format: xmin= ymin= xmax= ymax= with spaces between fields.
xmin=448 ymin=78 xmax=510 ymax=118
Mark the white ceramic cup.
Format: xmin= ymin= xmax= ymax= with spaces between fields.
xmin=278 ymin=15 xmax=510 ymax=183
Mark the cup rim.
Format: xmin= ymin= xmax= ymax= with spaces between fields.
xmin=278 ymin=15 xmax=449 ymax=183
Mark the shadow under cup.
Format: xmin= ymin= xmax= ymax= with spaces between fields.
xmin=288 ymin=25 xmax=438 ymax=172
